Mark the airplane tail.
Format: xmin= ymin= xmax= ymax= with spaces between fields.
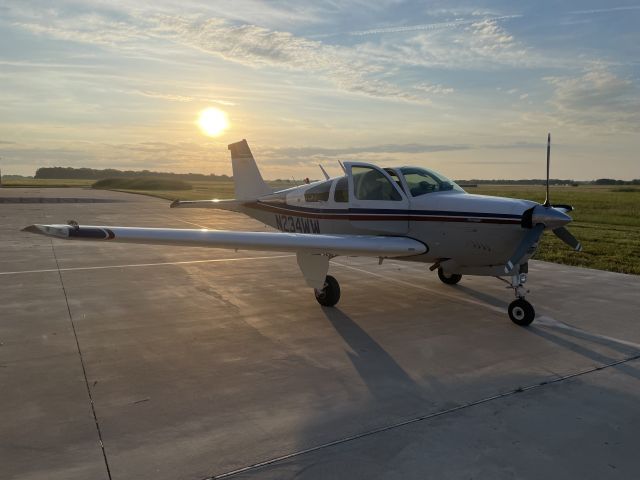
xmin=228 ymin=139 xmax=272 ymax=200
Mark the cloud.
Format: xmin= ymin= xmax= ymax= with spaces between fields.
xmin=354 ymin=18 xmax=531 ymax=70
xmin=481 ymin=141 xmax=545 ymax=150
xmin=347 ymin=15 xmax=521 ymax=36
xmin=264 ymin=143 xmax=471 ymax=165
xmin=150 ymin=15 xmax=430 ymax=103
xmin=414 ymin=82 xmax=454 ymax=95
xmin=7 ymin=5 xmax=442 ymax=105
xmin=569 ymin=6 xmax=640 ymax=15
xmin=544 ymin=65 xmax=640 ymax=132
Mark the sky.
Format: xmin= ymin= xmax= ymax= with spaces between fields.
xmin=0 ymin=1 xmax=639 ymax=180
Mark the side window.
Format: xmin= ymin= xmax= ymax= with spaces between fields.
xmin=334 ymin=176 xmax=348 ymax=203
xmin=304 ymin=180 xmax=332 ymax=202
xmin=353 ymin=166 xmax=401 ymax=201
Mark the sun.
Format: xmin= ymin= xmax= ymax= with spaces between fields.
xmin=197 ymin=107 xmax=229 ymax=137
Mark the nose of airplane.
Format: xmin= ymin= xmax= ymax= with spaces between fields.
xmin=530 ymin=204 xmax=572 ymax=230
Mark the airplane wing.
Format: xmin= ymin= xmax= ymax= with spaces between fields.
xmin=23 ymin=224 xmax=425 ymax=257
xmin=23 ymin=224 xmax=426 ymax=289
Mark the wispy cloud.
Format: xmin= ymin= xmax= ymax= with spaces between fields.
xmin=354 ymin=18 xmax=531 ymax=70
xmin=414 ymin=82 xmax=454 ymax=95
xmin=347 ymin=15 xmax=521 ymax=36
xmin=130 ymin=89 xmax=236 ymax=106
xmin=6 ymin=6 xmax=441 ymax=104
xmin=270 ymin=143 xmax=470 ymax=158
xmin=569 ymin=5 xmax=640 ymax=15
xmin=544 ymin=65 xmax=640 ymax=132
xmin=150 ymin=15 xmax=432 ymax=103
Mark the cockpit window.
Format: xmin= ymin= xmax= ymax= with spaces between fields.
xmin=334 ymin=176 xmax=348 ymax=203
xmin=400 ymin=167 xmax=465 ymax=196
xmin=353 ymin=166 xmax=402 ymax=201
xmin=304 ymin=180 xmax=332 ymax=202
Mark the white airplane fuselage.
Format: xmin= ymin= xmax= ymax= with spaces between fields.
xmin=238 ymin=169 xmax=542 ymax=275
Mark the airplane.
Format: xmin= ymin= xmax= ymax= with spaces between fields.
xmin=24 ymin=134 xmax=581 ymax=326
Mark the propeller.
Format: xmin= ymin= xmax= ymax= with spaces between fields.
xmin=505 ymin=224 xmax=544 ymax=273
xmin=504 ymin=133 xmax=582 ymax=273
xmin=553 ymin=226 xmax=582 ymax=252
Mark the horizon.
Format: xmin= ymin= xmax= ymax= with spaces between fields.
xmin=4 ymin=165 xmax=637 ymax=183
xmin=1 ymin=1 xmax=639 ymax=180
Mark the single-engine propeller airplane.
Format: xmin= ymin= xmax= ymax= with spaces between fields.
xmin=24 ymin=134 xmax=581 ymax=326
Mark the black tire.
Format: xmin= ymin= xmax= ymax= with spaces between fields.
xmin=438 ymin=267 xmax=462 ymax=285
xmin=508 ymin=298 xmax=535 ymax=326
xmin=315 ymin=275 xmax=341 ymax=307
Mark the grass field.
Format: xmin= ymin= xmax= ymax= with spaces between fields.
xmin=3 ymin=178 xmax=638 ymax=274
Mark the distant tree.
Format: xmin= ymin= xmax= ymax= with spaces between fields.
xmin=594 ymin=178 xmax=625 ymax=185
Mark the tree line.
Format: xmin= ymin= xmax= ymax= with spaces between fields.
xmin=34 ymin=167 xmax=230 ymax=181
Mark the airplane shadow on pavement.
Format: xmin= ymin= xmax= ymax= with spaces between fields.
xmin=527 ymin=325 xmax=640 ymax=381
xmin=320 ymin=307 xmax=427 ymax=404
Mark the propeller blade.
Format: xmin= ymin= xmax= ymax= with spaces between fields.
xmin=505 ymin=224 xmax=545 ymax=273
xmin=553 ymin=226 xmax=582 ymax=252
xmin=550 ymin=204 xmax=573 ymax=213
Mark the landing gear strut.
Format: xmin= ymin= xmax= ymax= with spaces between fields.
xmin=505 ymin=269 xmax=535 ymax=326
xmin=315 ymin=275 xmax=341 ymax=307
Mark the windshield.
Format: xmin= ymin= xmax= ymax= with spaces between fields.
xmin=399 ymin=167 xmax=465 ymax=196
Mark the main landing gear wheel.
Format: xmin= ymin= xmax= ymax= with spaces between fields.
xmin=508 ymin=298 xmax=535 ymax=326
xmin=315 ymin=275 xmax=341 ymax=307
xmin=437 ymin=267 xmax=462 ymax=285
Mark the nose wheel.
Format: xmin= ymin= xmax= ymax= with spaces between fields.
xmin=508 ymin=298 xmax=535 ymax=326
xmin=315 ymin=275 xmax=341 ymax=307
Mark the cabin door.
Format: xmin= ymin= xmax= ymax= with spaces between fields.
xmin=346 ymin=162 xmax=410 ymax=234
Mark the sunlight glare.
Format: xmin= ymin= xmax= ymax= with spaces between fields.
xmin=197 ymin=108 xmax=229 ymax=137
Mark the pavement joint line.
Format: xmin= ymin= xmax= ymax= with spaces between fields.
xmin=0 ymin=254 xmax=295 ymax=276
xmin=333 ymin=261 xmax=506 ymax=314
xmin=166 ymin=216 xmax=210 ymax=229
xmin=50 ymin=239 xmax=113 ymax=480
xmin=208 ymin=353 xmax=640 ymax=480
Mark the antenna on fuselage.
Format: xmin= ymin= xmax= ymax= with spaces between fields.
xmin=338 ymin=160 xmax=346 ymax=174
xmin=543 ymin=133 xmax=551 ymax=207
xmin=318 ymin=164 xmax=330 ymax=180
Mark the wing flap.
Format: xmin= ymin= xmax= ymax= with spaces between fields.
xmin=23 ymin=224 xmax=427 ymax=258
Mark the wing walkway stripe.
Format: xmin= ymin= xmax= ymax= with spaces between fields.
xmin=0 ymin=254 xmax=294 ymax=276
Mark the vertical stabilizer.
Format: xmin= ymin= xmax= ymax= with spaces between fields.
xmin=228 ymin=139 xmax=272 ymax=200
